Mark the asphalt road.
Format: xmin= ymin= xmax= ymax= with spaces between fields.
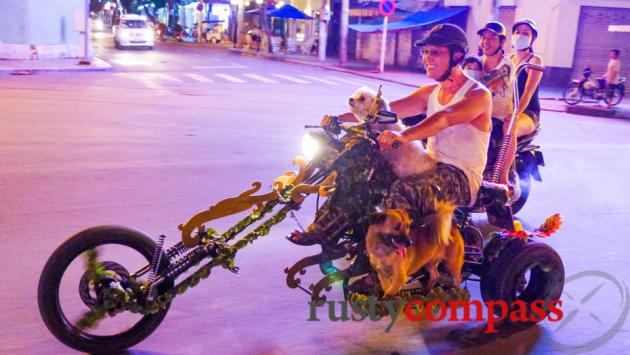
xmin=1 ymin=35 xmax=629 ymax=354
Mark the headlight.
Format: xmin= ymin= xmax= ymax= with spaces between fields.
xmin=302 ymin=132 xmax=320 ymax=161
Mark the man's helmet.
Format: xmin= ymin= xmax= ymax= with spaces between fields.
xmin=477 ymin=21 xmax=506 ymax=39
xmin=414 ymin=23 xmax=468 ymax=82
xmin=512 ymin=18 xmax=538 ymax=38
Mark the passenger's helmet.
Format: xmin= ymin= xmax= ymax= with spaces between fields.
xmin=512 ymin=18 xmax=538 ymax=38
xmin=477 ymin=21 xmax=507 ymax=40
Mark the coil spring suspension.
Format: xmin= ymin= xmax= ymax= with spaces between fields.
xmin=163 ymin=245 xmax=215 ymax=280
xmin=148 ymin=235 xmax=166 ymax=285
xmin=165 ymin=241 xmax=189 ymax=261
xmin=491 ymin=133 xmax=513 ymax=183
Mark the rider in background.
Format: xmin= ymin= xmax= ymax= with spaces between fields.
xmin=508 ymin=19 xmax=543 ymax=192
xmin=603 ymin=49 xmax=621 ymax=109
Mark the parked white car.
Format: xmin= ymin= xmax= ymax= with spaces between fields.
xmin=113 ymin=15 xmax=154 ymax=50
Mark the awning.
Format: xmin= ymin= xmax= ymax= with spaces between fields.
xmin=267 ymin=4 xmax=313 ymax=19
xmin=349 ymin=7 xmax=468 ymax=33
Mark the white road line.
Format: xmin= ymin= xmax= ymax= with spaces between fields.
xmin=300 ymin=75 xmax=339 ymax=85
xmin=145 ymin=73 xmax=183 ymax=82
xmin=118 ymin=73 xmax=170 ymax=93
xmin=242 ymin=74 xmax=278 ymax=83
xmin=192 ymin=64 xmax=248 ymax=69
xmin=271 ymin=74 xmax=310 ymax=84
xmin=327 ymin=76 xmax=366 ymax=86
xmin=214 ymin=73 xmax=247 ymax=83
xmin=183 ymin=73 xmax=215 ymax=83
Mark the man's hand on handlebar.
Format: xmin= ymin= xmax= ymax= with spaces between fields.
xmin=320 ymin=115 xmax=339 ymax=127
xmin=378 ymin=130 xmax=406 ymax=150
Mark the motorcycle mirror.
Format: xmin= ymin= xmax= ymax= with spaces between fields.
xmin=376 ymin=110 xmax=397 ymax=124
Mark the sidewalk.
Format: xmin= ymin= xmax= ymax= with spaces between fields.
xmin=230 ymin=47 xmax=630 ymax=120
xmin=0 ymin=57 xmax=112 ymax=74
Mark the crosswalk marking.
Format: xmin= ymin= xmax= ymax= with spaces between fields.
xmin=300 ymin=75 xmax=339 ymax=85
xmin=242 ymin=73 xmax=279 ymax=83
xmin=145 ymin=73 xmax=183 ymax=82
xmin=114 ymin=72 xmax=381 ymax=87
xmin=214 ymin=73 xmax=247 ymax=83
xmin=116 ymin=73 xmax=170 ymax=94
xmin=326 ymin=76 xmax=366 ymax=86
xmin=183 ymin=73 xmax=215 ymax=83
xmin=271 ymin=74 xmax=310 ymax=84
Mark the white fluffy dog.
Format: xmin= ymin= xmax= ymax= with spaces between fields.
xmin=348 ymin=86 xmax=436 ymax=177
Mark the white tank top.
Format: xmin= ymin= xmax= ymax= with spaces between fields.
xmin=426 ymin=80 xmax=490 ymax=205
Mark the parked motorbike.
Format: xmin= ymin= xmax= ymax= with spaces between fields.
xmin=563 ymin=66 xmax=626 ymax=106
xmin=38 ymin=87 xmax=564 ymax=353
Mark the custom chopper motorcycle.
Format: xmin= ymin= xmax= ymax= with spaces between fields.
xmin=38 ymin=68 xmax=564 ymax=353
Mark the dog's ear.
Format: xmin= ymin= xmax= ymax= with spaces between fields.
xmin=369 ymin=212 xmax=387 ymax=225
xmin=392 ymin=209 xmax=411 ymax=226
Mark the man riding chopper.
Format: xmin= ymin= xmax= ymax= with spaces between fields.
xmin=288 ymin=23 xmax=492 ymax=247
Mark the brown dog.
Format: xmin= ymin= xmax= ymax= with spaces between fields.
xmin=365 ymin=205 xmax=464 ymax=296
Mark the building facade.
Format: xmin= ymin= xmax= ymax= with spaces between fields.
xmin=0 ymin=0 xmax=90 ymax=59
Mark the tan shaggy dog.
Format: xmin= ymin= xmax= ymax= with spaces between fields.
xmin=365 ymin=207 xmax=464 ymax=296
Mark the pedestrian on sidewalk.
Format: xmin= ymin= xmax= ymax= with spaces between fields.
xmin=603 ymin=49 xmax=621 ymax=109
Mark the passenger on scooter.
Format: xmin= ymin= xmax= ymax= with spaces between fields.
xmin=507 ymin=19 xmax=543 ymax=186
xmin=461 ymin=56 xmax=483 ymax=80
xmin=476 ymin=21 xmax=516 ymax=184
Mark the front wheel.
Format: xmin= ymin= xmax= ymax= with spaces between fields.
xmin=607 ymin=86 xmax=624 ymax=106
xmin=38 ymin=226 xmax=172 ymax=353
xmin=481 ymin=241 xmax=564 ymax=325
xmin=562 ymin=83 xmax=583 ymax=105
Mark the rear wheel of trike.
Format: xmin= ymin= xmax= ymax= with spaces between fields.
xmin=38 ymin=226 xmax=173 ymax=353
xmin=480 ymin=241 xmax=564 ymax=326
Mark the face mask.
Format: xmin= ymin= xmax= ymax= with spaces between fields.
xmin=463 ymin=69 xmax=482 ymax=80
xmin=512 ymin=34 xmax=531 ymax=51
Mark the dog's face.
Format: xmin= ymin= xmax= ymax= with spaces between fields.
xmin=366 ymin=209 xmax=413 ymax=295
xmin=348 ymin=86 xmax=386 ymax=121
xmin=367 ymin=209 xmax=412 ymax=256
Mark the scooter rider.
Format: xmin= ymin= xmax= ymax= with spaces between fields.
xmin=288 ymin=24 xmax=492 ymax=246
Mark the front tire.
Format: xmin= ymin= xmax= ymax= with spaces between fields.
xmin=38 ymin=226 xmax=172 ymax=353
xmin=562 ymin=83 xmax=582 ymax=105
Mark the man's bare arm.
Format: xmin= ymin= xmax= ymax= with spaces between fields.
xmin=389 ymin=85 xmax=434 ymax=118
xmin=401 ymin=86 xmax=491 ymax=142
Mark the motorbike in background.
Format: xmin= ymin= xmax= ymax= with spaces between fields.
xmin=563 ymin=66 xmax=625 ymax=106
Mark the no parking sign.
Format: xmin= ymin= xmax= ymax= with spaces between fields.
xmin=378 ymin=0 xmax=396 ymax=17
xmin=377 ymin=0 xmax=396 ymax=72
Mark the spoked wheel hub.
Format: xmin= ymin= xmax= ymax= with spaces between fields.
xmin=78 ymin=261 xmax=130 ymax=308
